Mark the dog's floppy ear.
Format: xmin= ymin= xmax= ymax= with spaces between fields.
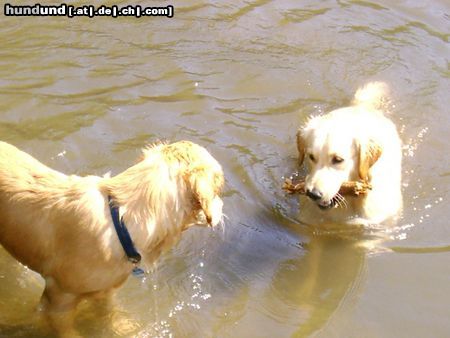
xmin=296 ymin=129 xmax=306 ymax=166
xmin=187 ymin=169 xmax=224 ymax=225
xmin=358 ymin=139 xmax=382 ymax=181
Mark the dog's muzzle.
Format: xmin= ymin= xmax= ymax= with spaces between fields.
xmin=306 ymin=188 xmax=322 ymax=201
xmin=306 ymin=188 xmax=336 ymax=210
xmin=317 ymin=199 xmax=336 ymax=210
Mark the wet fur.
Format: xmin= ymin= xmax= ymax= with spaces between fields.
xmin=297 ymin=82 xmax=402 ymax=226
xmin=0 ymin=140 xmax=224 ymax=336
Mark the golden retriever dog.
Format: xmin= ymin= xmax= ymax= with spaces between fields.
xmin=0 ymin=140 xmax=224 ymax=337
xmin=296 ymin=82 xmax=402 ymax=226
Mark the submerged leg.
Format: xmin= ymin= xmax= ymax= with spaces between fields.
xmin=91 ymin=289 xmax=138 ymax=336
xmin=39 ymin=279 xmax=81 ymax=338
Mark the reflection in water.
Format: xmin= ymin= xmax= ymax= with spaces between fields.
xmin=270 ymin=230 xmax=367 ymax=337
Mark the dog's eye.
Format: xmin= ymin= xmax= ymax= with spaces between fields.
xmin=308 ymin=154 xmax=316 ymax=162
xmin=332 ymin=156 xmax=344 ymax=164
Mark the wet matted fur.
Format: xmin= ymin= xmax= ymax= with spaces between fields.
xmin=0 ymin=140 xmax=224 ymax=336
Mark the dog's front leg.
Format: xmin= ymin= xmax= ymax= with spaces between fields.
xmin=88 ymin=288 xmax=115 ymax=319
xmin=39 ymin=279 xmax=81 ymax=338
xmin=92 ymin=289 xmax=139 ymax=336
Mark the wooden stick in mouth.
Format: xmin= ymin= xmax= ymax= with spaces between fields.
xmin=282 ymin=177 xmax=372 ymax=196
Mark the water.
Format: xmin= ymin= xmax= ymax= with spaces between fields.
xmin=0 ymin=0 xmax=449 ymax=337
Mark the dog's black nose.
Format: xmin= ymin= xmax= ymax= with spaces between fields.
xmin=306 ymin=188 xmax=323 ymax=201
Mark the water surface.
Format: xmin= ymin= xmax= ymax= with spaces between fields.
xmin=0 ymin=0 xmax=449 ymax=337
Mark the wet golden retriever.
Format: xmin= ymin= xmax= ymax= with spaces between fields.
xmin=0 ymin=140 xmax=224 ymax=336
xmin=297 ymin=82 xmax=402 ymax=226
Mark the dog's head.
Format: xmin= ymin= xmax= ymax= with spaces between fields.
xmin=185 ymin=165 xmax=224 ymax=227
xmin=297 ymin=114 xmax=381 ymax=210
xmin=164 ymin=141 xmax=224 ymax=227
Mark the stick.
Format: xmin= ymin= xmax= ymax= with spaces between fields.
xmin=282 ymin=177 xmax=372 ymax=196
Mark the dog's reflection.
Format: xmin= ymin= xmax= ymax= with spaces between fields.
xmin=269 ymin=228 xmax=373 ymax=337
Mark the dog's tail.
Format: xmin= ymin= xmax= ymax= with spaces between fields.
xmin=352 ymin=81 xmax=389 ymax=111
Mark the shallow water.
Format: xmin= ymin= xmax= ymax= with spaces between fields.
xmin=0 ymin=0 xmax=449 ymax=337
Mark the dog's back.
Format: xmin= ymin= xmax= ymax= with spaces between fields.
xmin=0 ymin=142 xmax=101 ymax=274
xmin=352 ymin=82 xmax=402 ymax=223
xmin=0 ymin=142 xmax=54 ymax=271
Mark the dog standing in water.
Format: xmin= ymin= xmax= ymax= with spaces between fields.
xmin=0 ymin=140 xmax=224 ymax=336
xmin=296 ymin=82 xmax=402 ymax=226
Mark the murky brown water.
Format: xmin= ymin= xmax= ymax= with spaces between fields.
xmin=0 ymin=0 xmax=449 ymax=337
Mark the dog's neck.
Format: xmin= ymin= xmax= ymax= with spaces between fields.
xmin=100 ymin=157 xmax=191 ymax=263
